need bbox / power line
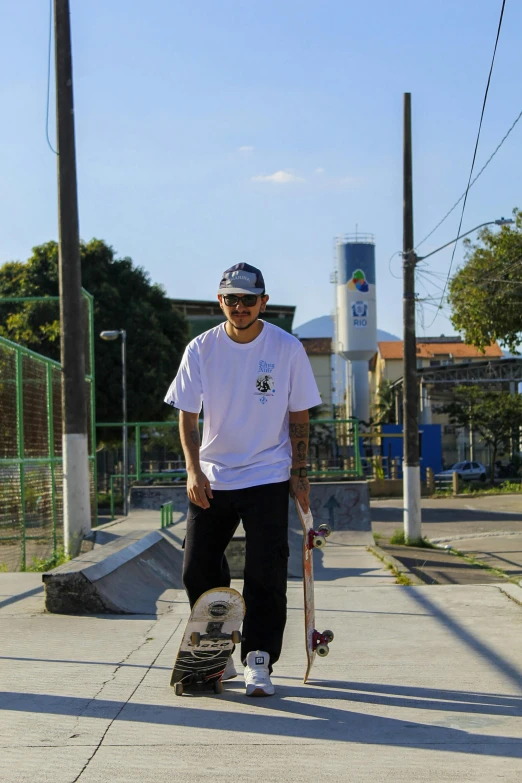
[416,106,521,251]
[46,0,58,155]
[424,0,507,330]
[388,250,402,280]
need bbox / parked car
[435,461,487,482]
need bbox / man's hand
[289,475,310,513]
[187,469,213,509]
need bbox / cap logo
[218,263,265,293]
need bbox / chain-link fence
[0,291,96,571]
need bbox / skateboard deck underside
[170,587,245,691]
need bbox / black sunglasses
[222,294,259,307]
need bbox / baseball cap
[218,263,265,296]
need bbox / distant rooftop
[170,298,296,340]
[300,337,332,355]
[418,335,462,344]
[378,339,502,360]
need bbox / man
[165,263,321,696]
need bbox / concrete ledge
[43,530,184,615]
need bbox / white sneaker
[244,650,274,696]
[222,656,237,681]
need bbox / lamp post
[402,215,513,542]
[100,330,128,516]
[416,218,514,262]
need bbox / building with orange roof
[370,336,504,465]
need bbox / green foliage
[371,456,385,480]
[0,240,189,434]
[448,209,522,353]
[389,529,406,544]
[25,547,69,572]
[389,528,436,548]
[373,379,396,425]
[460,480,521,496]
[441,386,522,477]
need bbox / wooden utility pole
[402,93,421,541]
[55,0,91,554]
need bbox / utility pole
[402,92,421,541]
[55,0,91,554]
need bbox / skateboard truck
[190,623,242,648]
[307,523,331,550]
[312,629,334,657]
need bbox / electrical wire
[46,0,58,155]
[416,106,521,251]
[424,0,507,330]
[388,251,402,280]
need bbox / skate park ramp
[43,525,184,615]
[130,482,372,579]
[43,481,371,611]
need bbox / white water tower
[335,234,377,423]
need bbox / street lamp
[416,218,514,262]
[100,330,128,516]
[403,216,514,542]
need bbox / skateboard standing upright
[170,587,245,695]
[294,499,334,683]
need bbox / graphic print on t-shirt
[255,359,276,403]
[256,374,274,393]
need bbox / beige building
[299,338,333,417]
[370,337,503,464]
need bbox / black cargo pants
[182,480,290,667]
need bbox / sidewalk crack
[70,617,182,782]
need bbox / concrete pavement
[371,494,522,540]
[2,532,522,781]
[373,495,522,584]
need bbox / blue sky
[1,0,520,339]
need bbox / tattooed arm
[179,410,213,509]
[289,409,311,512]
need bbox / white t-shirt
[164,321,322,490]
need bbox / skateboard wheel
[316,644,329,657]
[174,683,184,696]
[190,631,201,647]
[318,524,331,537]
[323,630,334,643]
[231,630,242,644]
[312,535,326,549]
[213,680,224,694]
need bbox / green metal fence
[97,417,363,517]
[0,290,96,570]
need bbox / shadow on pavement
[404,588,522,691]
[1,686,521,757]
[371,507,522,525]
[0,586,44,610]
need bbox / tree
[442,386,522,477]
[373,378,396,425]
[448,209,522,353]
[0,240,188,432]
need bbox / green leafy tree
[448,209,522,353]
[442,386,522,477]
[0,240,188,432]
[373,378,396,425]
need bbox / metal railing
[98,418,363,518]
[160,501,173,528]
